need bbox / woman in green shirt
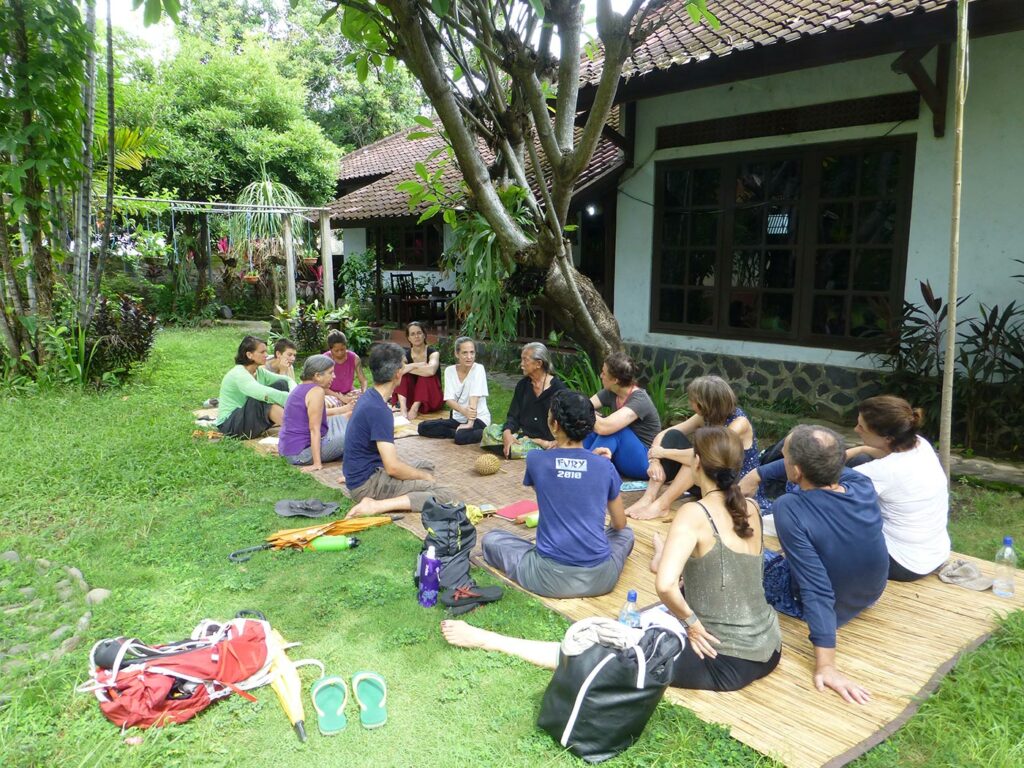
[215,336,294,438]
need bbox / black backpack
[417,498,477,590]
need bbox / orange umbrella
[230,516,393,562]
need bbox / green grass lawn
[0,326,1022,767]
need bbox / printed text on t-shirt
[555,457,588,479]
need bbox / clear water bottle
[417,546,441,607]
[618,589,641,627]
[993,536,1017,598]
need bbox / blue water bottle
[417,546,441,607]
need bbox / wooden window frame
[649,136,916,350]
[371,220,444,270]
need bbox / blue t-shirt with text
[343,388,394,490]
[524,447,621,568]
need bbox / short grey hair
[369,342,406,384]
[454,336,476,354]
[786,425,846,487]
[301,354,335,381]
[522,341,552,373]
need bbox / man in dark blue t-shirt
[744,425,887,705]
[344,343,457,517]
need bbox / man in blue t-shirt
[742,425,887,705]
[344,343,457,517]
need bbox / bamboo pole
[940,0,970,478]
[283,216,297,311]
[320,213,335,308]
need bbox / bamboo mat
[248,432,1024,767]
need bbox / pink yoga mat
[494,500,538,520]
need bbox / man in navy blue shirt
[742,425,887,704]
[345,343,457,517]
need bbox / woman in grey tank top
[438,426,781,693]
[651,426,781,690]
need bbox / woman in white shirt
[417,336,490,444]
[846,395,951,581]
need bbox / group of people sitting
[213,329,951,704]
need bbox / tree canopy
[118,36,340,204]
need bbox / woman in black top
[483,342,566,458]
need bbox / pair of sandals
[310,670,387,735]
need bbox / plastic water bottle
[618,589,641,628]
[417,546,442,607]
[993,536,1017,598]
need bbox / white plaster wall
[614,31,1024,368]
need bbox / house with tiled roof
[330,0,1023,416]
[582,0,1023,414]
[328,121,626,319]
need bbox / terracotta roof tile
[579,0,952,85]
[329,121,625,224]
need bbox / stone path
[0,551,110,698]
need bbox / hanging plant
[230,166,307,275]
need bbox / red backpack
[78,617,275,729]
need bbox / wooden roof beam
[891,44,951,137]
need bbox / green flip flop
[311,676,349,736]
[352,671,387,729]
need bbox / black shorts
[219,381,288,439]
[671,645,781,691]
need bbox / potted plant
[301,249,319,268]
[242,270,260,285]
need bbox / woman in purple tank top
[279,355,353,471]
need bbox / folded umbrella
[229,516,394,562]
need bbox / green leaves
[686,0,721,28]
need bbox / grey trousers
[482,526,635,598]
[284,415,348,466]
[348,460,458,513]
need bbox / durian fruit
[474,453,502,476]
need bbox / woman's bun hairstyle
[549,390,595,442]
[691,426,752,538]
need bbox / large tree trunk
[0,210,28,361]
[537,250,622,365]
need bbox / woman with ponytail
[848,395,950,581]
[648,426,781,689]
[443,425,780,693]
[479,390,634,598]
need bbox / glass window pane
[736,163,767,204]
[856,200,896,244]
[728,291,757,328]
[692,168,721,206]
[663,169,692,208]
[812,295,847,336]
[766,205,798,245]
[850,296,891,338]
[731,250,762,287]
[819,203,854,244]
[761,293,793,332]
[658,289,686,323]
[690,211,719,246]
[764,250,796,288]
[660,251,685,284]
[860,150,901,197]
[734,207,762,246]
[766,159,801,200]
[688,251,716,287]
[853,249,892,291]
[662,214,686,247]
[820,153,858,198]
[686,290,715,325]
[815,249,850,290]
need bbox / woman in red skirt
[392,321,443,418]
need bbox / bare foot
[626,494,654,519]
[650,532,665,573]
[346,498,380,519]
[629,498,669,521]
[408,403,421,420]
[440,620,492,650]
